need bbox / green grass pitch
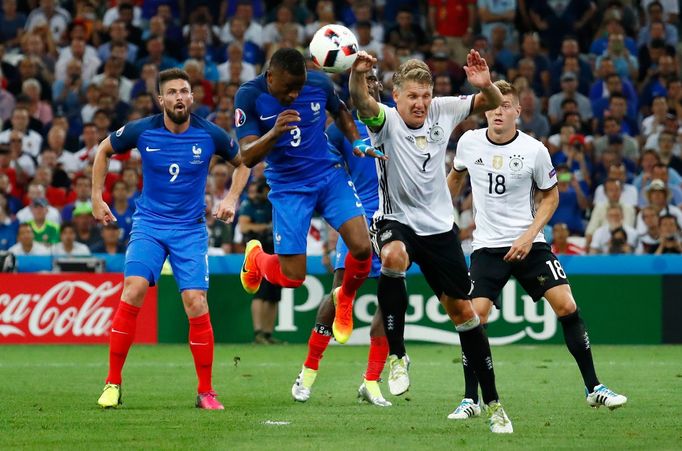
[1,344,680,450]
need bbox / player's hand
[463,49,493,89]
[352,138,387,160]
[214,196,237,223]
[273,110,300,137]
[352,51,376,74]
[504,232,534,263]
[92,198,117,225]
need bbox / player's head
[366,68,382,102]
[485,80,520,135]
[157,68,193,125]
[392,59,433,128]
[267,48,306,106]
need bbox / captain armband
[358,107,385,127]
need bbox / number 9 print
[169,163,180,182]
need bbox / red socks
[364,335,389,381]
[340,253,371,298]
[254,250,304,288]
[189,313,215,393]
[304,329,332,370]
[106,301,140,385]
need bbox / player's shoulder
[236,74,268,97]
[459,127,487,144]
[514,130,549,155]
[116,114,164,137]
[306,69,333,89]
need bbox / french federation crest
[492,155,504,170]
[415,136,427,150]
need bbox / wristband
[353,139,384,157]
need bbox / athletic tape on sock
[455,315,481,332]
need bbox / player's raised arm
[464,50,503,115]
[91,136,116,225]
[349,51,382,129]
[215,153,251,223]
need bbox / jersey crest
[492,155,504,170]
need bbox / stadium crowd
[0,0,681,260]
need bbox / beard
[165,104,190,124]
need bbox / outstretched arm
[91,136,117,225]
[464,50,503,115]
[349,51,381,125]
[447,168,469,200]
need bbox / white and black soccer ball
[309,24,359,74]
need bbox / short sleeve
[109,117,149,154]
[452,131,470,172]
[208,124,238,161]
[234,85,262,141]
[435,95,474,127]
[533,143,558,190]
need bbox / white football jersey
[368,96,474,235]
[453,129,557,250]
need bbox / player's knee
[554,300,577,317]
[121,279,148,306]
[380,243,408,271]
[281,267,306,285]
[183,291,208,317]
[349,241,372,261]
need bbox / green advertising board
[157,274,661,345]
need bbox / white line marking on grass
[262,420,291,426]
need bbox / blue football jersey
[109,113,238,228]
[233,71,342,187]
[326,119,379,213]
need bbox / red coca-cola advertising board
[0,274,157,344]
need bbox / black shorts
[371,219,471,300]
[254,279,282,303]
[469,242,569,306]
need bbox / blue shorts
[334,214,381,278]
[125,223,209,292]
[269,165,365,255]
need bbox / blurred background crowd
[0,0,681,262]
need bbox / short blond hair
[392,59,432,91]
[494,80,518,101]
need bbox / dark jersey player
[235,48,384,346]
[93,68,250,410]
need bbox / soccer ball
[309,24,359,74]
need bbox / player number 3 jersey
[453,129,557,250]
[368,96,474,235]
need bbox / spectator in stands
[304,0,337,41]
[657,131,682,175]
[38,149,70,190]
[91,57,133,104]
[602,93,639,137]
[0,106,43,160]
[636,179,682,232]
[121,167,141,202]
[44,125,79,176]
[530,0,597,58]
[592,116,639,163]
[0,173,21,214]
[644,109,681,155]
[590,205,638,254]
[433,74,453,98]
[637,2,678,48]
[596,31,638,81]
[8,222,49,255]
[62,175,92,222]
[512,57,545,100]
[641,96,669,143]
[210,161,232,206]
[53,59,87,120]
[518,87,550,140]
[109,180,134,243]
[590,15,637,57]
[16,183,60,224]
[185,39,219,84]
[550,130,592,192]
[4,129,36,180]
[634,149,682,193]
[98,19,138,64]
[636,206,661,254]
[25,0,71,44]
[593,163,638,207]
[25,197,59,246]
[551,222,585,255]
[477,0,516,49]
[549,165,588,235]
[548,72,592,127]
[589,57,637,116]
[111,2,142,46]
[91,222,125,254]
[91,108,113,141]
[21,78,52,127]
[204,193,233,255]
[654,215,682,254]
[71,203,101,250]
[52,221,90,256]
[218,43,257,85]
[0,0,27,50]
[550,36,592,92]
[585,179,636,249]
[640,54,678,114]
[384,7,428,55]
[0,191,18,250]
[135,37,178,72]
[219,1,264,50]
[55,37,101,83]
[262,5,304,55]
